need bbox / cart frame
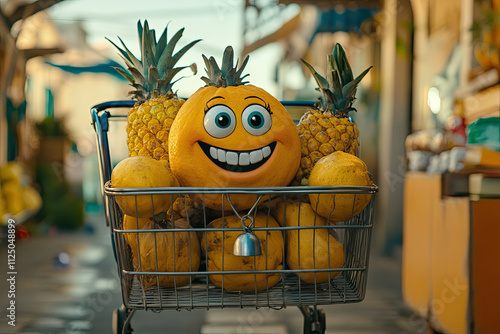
[91,100,378,334]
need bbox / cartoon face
[199,94,278,173]
[168,84,301,210]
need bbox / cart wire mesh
[91,101,378,311]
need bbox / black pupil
[217,115,230,127]
[251,115,262,127]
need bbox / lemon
[111,156,177,217]
[122,215,151,251]
[272,199,344,283]
[308,151,373,222]
[201,213,283,291]
[132,219,200,289]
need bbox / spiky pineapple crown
[201,46,249,87]
[301,43,372,117]
[107,20,201,101]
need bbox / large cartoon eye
[242,104,272,136]
[204,105,236,138]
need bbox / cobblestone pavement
[0,210,419,334]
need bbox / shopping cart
[91,100,378,334]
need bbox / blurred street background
[1,0,500,333]
[0,209,419,334]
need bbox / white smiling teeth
[262,146,271,158]
[210,147,217,159]
[250,150,263,164]
[208,145,272,166]
[239,153,250,166]
[226,152,238,165]
[217,149,226,162]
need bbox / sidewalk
[0,209,419,334]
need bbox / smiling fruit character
[168,47,301,211]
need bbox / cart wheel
[317,310,326,334]
[299,306,326,334]
[112,305,134,334]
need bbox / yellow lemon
[272,199,344,283]
[308,151,373,222]
[111,156,177,217]
[122,215,151,251]
[201,213,283,291]
[132,219,200,289]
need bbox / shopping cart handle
[281,100,315,107]
[91,99,315,114]
[91,100,136,114]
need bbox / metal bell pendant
[233,231,262,256]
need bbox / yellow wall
[404,173,500,333]
[429,197,469,333]
[402,172,440,317]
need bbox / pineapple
[167,195,220,229]
[294,43,372,185]
[107,20,201,161]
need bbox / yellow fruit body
[0,162,26,215]
[201,213,284,291]
[168,84,301,212]
[167,195,220,230]
[0,186,5,219]
[308,151,372,222]
[22,186,42,211]
[111,156,177,217]
[131,219,200,289]
[273,199,344,284]
[1,182,24,215]
[122,215,151,251]
[295,111,359,184]
[127,95,185,162]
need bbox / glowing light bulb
[428,87,441,114]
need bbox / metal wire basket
[91,100,378,333]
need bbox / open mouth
[198,141,277,173]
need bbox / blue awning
[45,59,128,81]
[312,8,379,41]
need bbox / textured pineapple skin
[126,95,185,161]
[294,109,359,185]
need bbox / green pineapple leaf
[201,46,250,87]
[201,55,215,85]
[235,56,250,83]
[137,20,143,55]
[119,37,144,74]
[221,46,234,77]
[156,24,169,60]
[127,67,146,86]
[131,83,143,91]
[106,37,143,74]
[128,90,145,100]
[322,89,339,111]
[148,65,159,87]
[162,28,185,70]
[202,55,223,86]
[326,55,335,89]
[303,43,373,116]
[330,69,343,103]
[117,54,134,71]
[141,21,155,73]
[341,66,372,102]
[163,66,189,87]
[301,58,329,90]
[113,67,133,83]
[109,20,200,101]
[170,39,202,72]
[333,43,354,86]
[209,56,222,79]
[149,29,157,58]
